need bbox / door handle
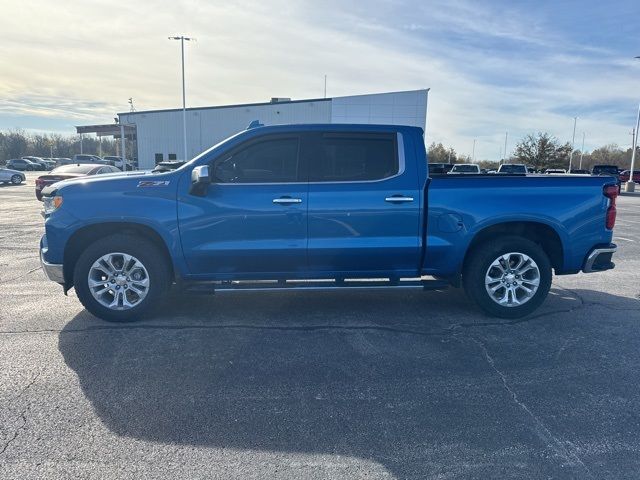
[385,196,414,203]
[273,197,302,204]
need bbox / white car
[0,168,26,185]
[103,156,134,170]
[448,164,481,174]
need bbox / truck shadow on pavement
[58,288,640,478]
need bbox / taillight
[35,178,44,187]
[604,184,618,230]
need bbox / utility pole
[503,132,508,164]
[628,104,640,192]
[579,132,585,169]
[169,35,193,161]
[324,75,327,98]
[568,116,577,172]
[472,139,476,162]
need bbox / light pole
[567,116,577,172]
[579,132,585,169]
[626,56,640,192]
[472,139,476,162]
[503,132,508,164]
[628,103,640,192]
[169,35,193,161]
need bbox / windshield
[499,164,526,173]
[51,165,97,174]
[452,165,478,172]
[593,166,618,175]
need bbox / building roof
[117,97,331,117]
[75,123,136,137]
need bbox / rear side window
[214,137,299,183]
[310,133,398,182]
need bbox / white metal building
[117,89,428,170]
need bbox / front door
[178,134,307,277]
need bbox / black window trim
[210,133,303,185]
[307,131,404,185]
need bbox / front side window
[310,133,398,182]
[213,137,299,183]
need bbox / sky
[0,0,639,160]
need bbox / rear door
[306,131,421,275]
[178,133,308,276]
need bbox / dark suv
[6,158,40,171]
[592,164,621,190]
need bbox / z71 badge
[137,180,170,187]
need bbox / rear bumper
[582,244,617,273]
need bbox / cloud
[0,0,638,159]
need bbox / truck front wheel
[463,236,552,319]
[73,234,171,322]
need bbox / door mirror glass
[190,165,211,196]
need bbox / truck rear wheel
[73,234,170,322]
[463,236,552,319]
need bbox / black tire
[463,236,552,319]
[11,175,22,185]
[73,234,171,322]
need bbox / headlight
[43,195,63,214]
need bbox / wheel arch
[63,222,175,290]
[462,221,564,274]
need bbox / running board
[183,278,449,294]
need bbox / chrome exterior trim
[583,245,617,273]
[209,132,406,186]
[40,249,64,284]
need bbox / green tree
[427,142,457,164]
[513,132,562,169]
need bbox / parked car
[152,161,186,173]
[39,123,619,322]
[447,163,481,174]
[55,157,73,166]
[72,154,108,165]
[0,168,26,185]
[592,165,620,176]
[592,164,622,190]
[24,157,55,170]
[22,156,45,169]
[103,156,135,171]
[498,164,528,174]
[569,169,590,175]
[619,170,640,183]
[35,164,122,200]
[544,168,567,174]
[6,158,40,171]
[428,163,454,175]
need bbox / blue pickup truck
[40,124,618,322]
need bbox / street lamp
[502,132,508,164]
[568,116,577,172]
[168,35,193,162]
[626,56,640,192]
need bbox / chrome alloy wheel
[484,252,540,307]
[88,252,150,310]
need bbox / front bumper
[40,247,64,284]
[582,244,617,273]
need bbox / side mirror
[189,165,211,196]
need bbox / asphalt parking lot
[1,172,639,479]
